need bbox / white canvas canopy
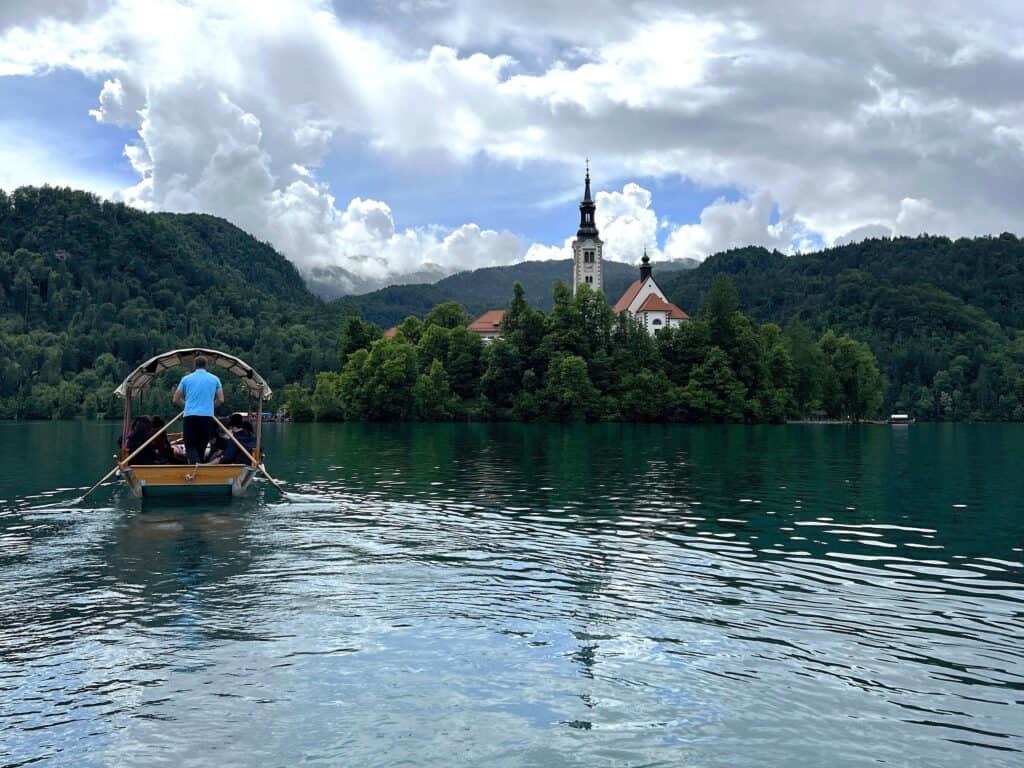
[114,347,272,399]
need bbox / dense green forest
[0,186,342,418]
[2,185,1021,422]
[335,258,696,328]
[665,237,1024,420]
[285,279,884,423]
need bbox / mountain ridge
[3,185,1024,420]
[663,234,1024,417]
[334,258,698,327]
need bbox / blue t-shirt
[177,369,222,417]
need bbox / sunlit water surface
[1,422,1022,767]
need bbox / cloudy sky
[1,1,1022,294]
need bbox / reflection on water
[1,422,1023,767]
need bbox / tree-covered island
[290,279,883,423]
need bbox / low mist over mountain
[306,263,452,300]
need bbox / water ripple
[1,423,1023,767]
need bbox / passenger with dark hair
[215,412,244,453]
[122,415,157,464]
[209,416,256,465]
[149,415,180,464]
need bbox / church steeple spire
[639,249,652,281]
[571,162,604,296]
[577,160,598,237]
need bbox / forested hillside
[0,186,343,418]
[3,185,1023,422]
[665,235,1024,419]
[337,259,697,327]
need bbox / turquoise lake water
[1,422,1022,766]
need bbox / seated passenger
[210,413,241,456]
[150,416,182,464]
[122,416,157,464]
[209,416,257,464]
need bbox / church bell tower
[572,162,603,295]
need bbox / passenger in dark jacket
[122,416,157,464]
[149,416,181,464]
[211,419,257,464]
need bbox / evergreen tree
[445,327,483,400]
[338,316,382,360]
[413,360,456,420]
[416,325,451,373]
[501,281,547,379]
[542,355,600,422]
[784,318,825,414]
[819,330,886,421]
[396,316,423,345]
[681,347,747,422]
[423,301,471,330]
[700,274,741,350]
[480,339,521,413]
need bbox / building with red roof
[611,252,690,335]
[468,309,506,342]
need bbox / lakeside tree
[338,316,382,360]
[818,330,886,421]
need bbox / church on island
[468,166,690,340]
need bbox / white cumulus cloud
[664,192,803,261]
[1,0,1022,292]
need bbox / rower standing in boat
[173,355,224,463]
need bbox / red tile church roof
[636,293,690,319]
[613,279,644,313]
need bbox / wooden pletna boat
[114,348,273,498]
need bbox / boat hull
[118,464,257,498]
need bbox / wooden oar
[81,411,184,501]
[212,415,289,497]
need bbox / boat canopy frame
[115,347,271,469]
[114,347,272,400]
